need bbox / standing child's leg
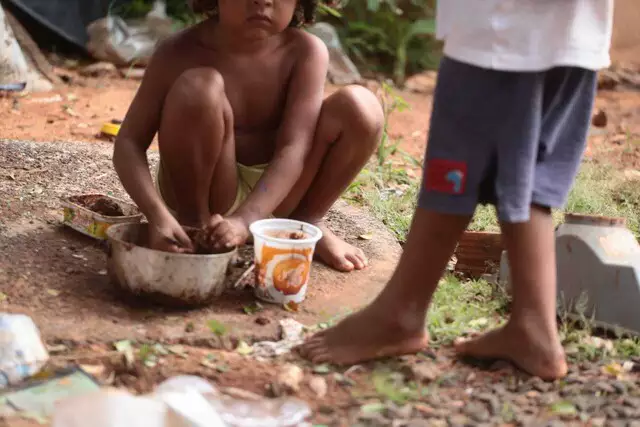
[455,205,567,380]
[299,208,469,364]
[456,67,597,380]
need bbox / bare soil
[1,66,640,426]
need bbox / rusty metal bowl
[106,223,237,305]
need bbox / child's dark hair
[188,0,319,27]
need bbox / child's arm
[206,33,329,248]
[113,42,193,253]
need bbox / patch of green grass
[427,275,509,345]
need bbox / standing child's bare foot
[454,320,568,380]
[313,223,368,272]
[298,302,429,365]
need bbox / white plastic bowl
[106,223,237,305]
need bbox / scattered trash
[86,1,173,66]
[62,194,142,240]
[113,340,135,368]
[274,364,304,395]
[251,319,306,360]
[51,375,312,427]
[100,120,122,138]
[0,313,49,389]
[307,22,362,85]
[0,367,101,420]
[308,376,327,398]
[358,233,374,241]
[28,94,63,104]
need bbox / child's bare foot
[454,320,568,380]
[314,223,368,272]
[298,304,429,365]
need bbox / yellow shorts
[155,161,267,218]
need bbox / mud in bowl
[249,219,323,306]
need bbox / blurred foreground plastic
[52,375,312,427]
[0,313,49,389]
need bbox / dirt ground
[1,66,640,426]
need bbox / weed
[427,275,509,345]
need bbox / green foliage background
[112,0,441,84]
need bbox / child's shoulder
[281,28,329,63]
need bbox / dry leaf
[358,233,374,241]
[46,289,60,297]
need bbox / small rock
[385,403,413,420]
[275,363,303,394]
[590,418,606,427]
[318,405,334,415]
[611,381,628,394]
[255,317,270,326]
[405,419,432,427]
[80,62,118,77]
[404,71,437,94]
[403,361,439,383]
[448,414,470,427]
[308,376,328,398]
[464,402,490,422]
[592,110,608,128]
[532,378,552,392]
[475,393,501,415]
[413,403,435,417]
[596,381,616,394]
[628,421,640,427]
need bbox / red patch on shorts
[425,159,467,195]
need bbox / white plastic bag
[53,376,312,427]
[0,313,49,389]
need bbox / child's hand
[149,217,194,254]
[203,214,250,251]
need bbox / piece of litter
[0,292,7,302]
[312,364,331,375]
[309,376,328,398]
[358,233,374,241]
[97,270,107,276]
[46,289,60,297]
[235,341,253,356]
[114,340,135,368]
[71,254,87,261]
[167,345,188,358]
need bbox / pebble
[405,362,440,383]
[447,414,470,427]
[611,381,628,394]
[464,402,490,422]
[384,403,413,420]
[474,393,501,415]
[405,419,431,427]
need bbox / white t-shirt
[436,0,614,72]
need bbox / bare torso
[158,22,300,165]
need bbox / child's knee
[167,68,226,111]
[328,85,384,142]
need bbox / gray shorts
[418,56,597,223]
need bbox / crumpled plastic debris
[0,313,49,389]
[86,0,174,66]
[251,319,305,360]
[52,375,312,427]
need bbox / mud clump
[70,195,126,217]
[187,228,228,255]
[266,230,309,240]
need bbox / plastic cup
[249,219,323,305]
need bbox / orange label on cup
[256,245,312,296]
